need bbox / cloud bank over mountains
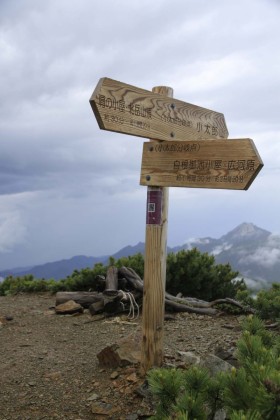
[1,223,279,290]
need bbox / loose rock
[55,300,84,315]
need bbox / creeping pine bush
[148,316,280,419]
[166,249,244,301]
[0,263,107,295]
[254,283,280,321]
[148,366,225,420]
[0,275,50,295]
[237,283,280,322]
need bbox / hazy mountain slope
[170,223,279,285]
[1,223,279,285]
[0,255,109,281]
[0,243,146,280]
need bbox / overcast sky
[0,0,279,270]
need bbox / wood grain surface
[141,86,172,373]
[140,138,263,190]
[90,77,229,141]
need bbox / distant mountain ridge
[0,243,145,281]
[173,223,276,289]
[1,223,279,289]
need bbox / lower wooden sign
[140,138,263,190]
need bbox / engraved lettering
[172,158,254,179]
[212,126,218,136]
[174,160,180,170]
[129,104,152,118]
[247,160,255,171]
[154,143,200,153]
[213,160,222,170]
[99,95,153,118]
[99,95,125,112]
[119,100,125,112]
[204,124,211,135]
[99,95,106,107]
[161,115,193,129]
[197,160,211,170]
[197,122,203,132]
[175,173,245,184]
[104,114,124,124]
[130,119,150,130]
[106,98,113,108]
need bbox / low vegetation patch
[148,316,280,419]
[0,249,279,321]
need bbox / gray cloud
[239,234,280,268]
[0,209,27,252]
[0,0,280,269]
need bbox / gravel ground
[0,293,243,419]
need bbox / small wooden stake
[141,86,173,374]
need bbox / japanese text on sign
[173,159,256,171]
[98,95,152,119]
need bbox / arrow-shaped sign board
[140,138,263,190]
[90,78,229,141]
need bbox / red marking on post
[146,189,163,225]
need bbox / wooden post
[141,86,173,373]
[103,266,119,296]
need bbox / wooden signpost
[89,78,263,374]
[90,77,229,141]
[141,85,172,374]
[141,138,263,190]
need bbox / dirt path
[0,293,242,419]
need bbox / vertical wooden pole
[141,86,173,374]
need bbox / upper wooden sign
[140,138,263,190]
[89,78,229,141]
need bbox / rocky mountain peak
[221,222,270,243]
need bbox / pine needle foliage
[147,368,184,419]
[175,391,207,420]
[254,283,280,321]
[229,410,262,420]
[224,316,280,419]
[148,366,221,419]
[148,316,280,419]
[237,283,280,322]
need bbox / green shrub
[3,251,278,317]
[148,366,222,419]
[254,283,280,321]
[114,253,144,279]
[166,249,244,301]
[0,275,50,295]
[222,317,280,418]
[237,284,280,322]
[48,263,107,293]
[148,368,185,418]
[148,316,280,419]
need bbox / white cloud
[211,243,232,256]
[244,247,280,268]
[239,234,280,268]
